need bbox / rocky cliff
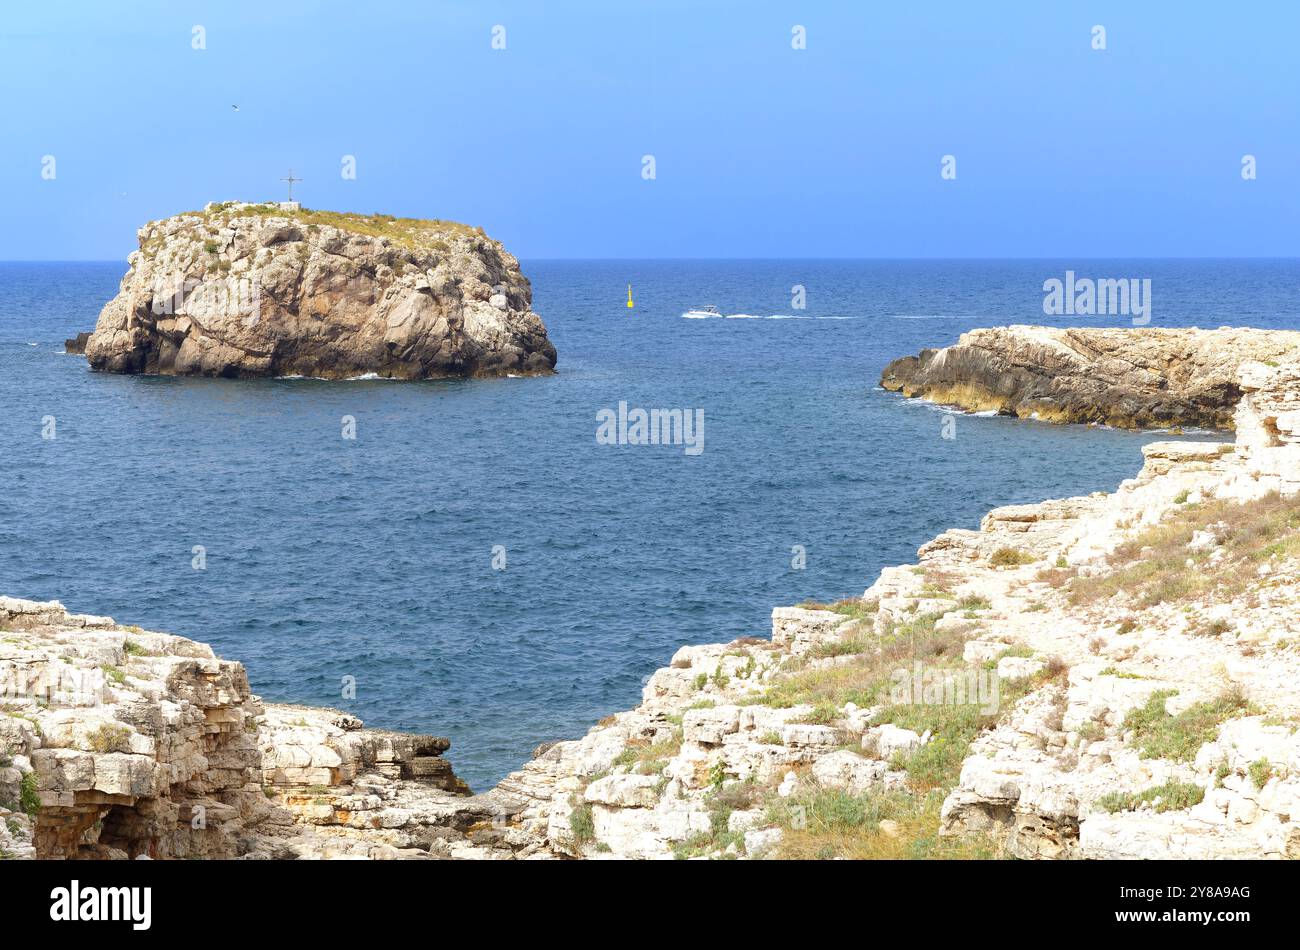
[0,600,500,859]
[9,357,1300,860]
[79,202,557,379]
[880,325,1300,428]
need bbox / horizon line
[3,255,1300,265]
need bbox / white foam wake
[680,312,853,321]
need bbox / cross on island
[279,170,303,211]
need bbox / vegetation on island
[192,202,485,250]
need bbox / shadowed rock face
[880,325,1300,429]
[81,203,557,380]
[63,332,91,355]
[0,596,481,860]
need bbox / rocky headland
[75,202,557,379]
[8,356,1300,860]
[881,325,1300,429]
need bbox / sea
[3,258,1298,789]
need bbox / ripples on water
[2,258,1297,788]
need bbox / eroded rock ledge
[880,325,1300,429]
[0,603,500,859]
[79,202,557,379]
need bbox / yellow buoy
[626,283,634,309]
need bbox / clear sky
[2,1,1297,260]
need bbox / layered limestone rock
[0,598,486,859]
[80,202,557,379]
[880,325,1300,428]
[253,705,542,859]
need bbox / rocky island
[74,202,557,379]
[7,354,1300,860]
[881,325,1300,429]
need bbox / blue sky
[2,1,1297,260]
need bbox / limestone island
[71,202,557,379]
[882,325,1300,429]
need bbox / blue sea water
[2,258,1298,789]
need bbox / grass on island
[616,492,1296,860]
[672,781,762,859]
[19,771,39,817]
[759,610,957,713]
[790,597,879,659]
[629,590,1034,860]
[760,605,1062,784]
[196,203,486,251]
[141,202,489,258]
[568,797,595,846]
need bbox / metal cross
[280,169,303,202]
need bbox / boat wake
[680,312,852,320]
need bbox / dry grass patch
[767,788,1004,860]
[760,611,962,711]
[990,547,1036,567]
[808,635,874,659]
[1068,492,1300,609]
[86,723,131,754]
[177,204,487,253]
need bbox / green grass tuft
[1095,780,1204,814]
[1122,688,1251,762]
